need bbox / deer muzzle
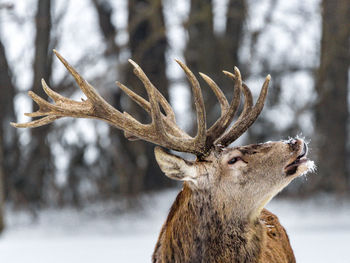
[284,139,313,176]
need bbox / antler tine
[41,78,68,103]
[128,59,167,139]
[53,50,102,103]
[116,81,187,140]
[24,81,89,118]
[216,75,270,147]
[153,89,176,123]
[175,59,207,151]
[116,81,151,114]
[10,78,85,128]
[116,80,176,123]
[213,82,253,146]
[199,72,229,113]
[203,67,242,148]
[236,83,254,121]
[11,115,61,128]
[221,69,253,119]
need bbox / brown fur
[152,185,295,263]
[260,209,296,263]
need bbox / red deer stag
[12,50,315,263]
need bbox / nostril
[286,138,301,151]
[287,138,297,146]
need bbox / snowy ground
[0,189,349,263]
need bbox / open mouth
[285,142,308,175]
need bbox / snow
[1,190,349,263]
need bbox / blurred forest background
[0,0,349,235]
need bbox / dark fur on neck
[152,185,265,263]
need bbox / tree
[0,137,4,233]
[184,0,218,126]
[185,0,247,127]
[313,0,350,193]
[116,0,171,194]
[91,0,119,57]
[0,28,19,232]
[92,0,172,197]
[222,0,246,70]
[22,0,53,204]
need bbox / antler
[11,50,270,156]
[11,50,208,155]
[200,67,242,149]
[215,72,270,147]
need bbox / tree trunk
[185,0,247,127]
[125,0,171,193]
[0,137,5,233]
[108,0,172,198]
[0,33,19,232]
[23,0,53,204]
[223,0,246,69]
[91,0,119,56]
[313,0,350,193]
[185,0,219,126]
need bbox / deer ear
[154,146,198,183]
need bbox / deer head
[12,50,315,262]
[155,138,313,220]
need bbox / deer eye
[228,157,241,165]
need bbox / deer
[12,50,315,263]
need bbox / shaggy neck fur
[152,185,265,263]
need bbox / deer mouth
[284,142,308,176]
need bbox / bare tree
[91,0,172,198]
[124,0,171,192]
[0,137,4,233]
[91,0,119,57]
[313,0,350,193]
[0,32,19,232]
[97,0,170,197]
[185,0,247,127]
[184,0,219,126]
[22,0,53,204]
[222,0,247,69]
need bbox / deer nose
[287,138,301,151]
[287,138,297,146]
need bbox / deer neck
[161,184,265,262]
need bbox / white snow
[1,190,349,263]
